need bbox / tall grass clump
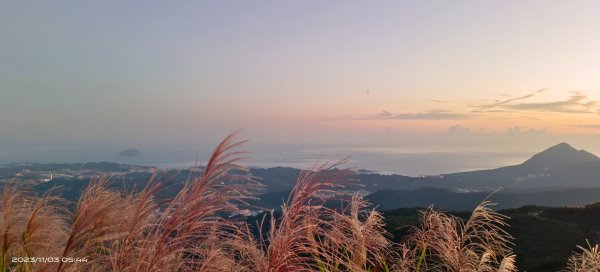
[260,161,356,271]
[394,201,517,272]
[128,132,262,272]
[317,195,392,271]
[198,160,367,271]
[565,241,600,272]
[0,187,69,272]
[0,187,27,271]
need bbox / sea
[0,142,532,176]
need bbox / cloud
[571,124,600,129]
[446,125,550,136]
[382,110,477,120]
[505,126,548,134]
[488,114,542,121]
[324,90,598,123]
[476,91,598,114]
[505,92,597,113]
[448,124,471,134]
[322,110,477,121]
[475,89,547,111]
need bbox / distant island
[118,149,140,157]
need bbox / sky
[1,1,599,174]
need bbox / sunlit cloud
[505,93,598,113]
[488,115,542,121]
[381,110,477,120]
[571,124,600,129]
[476,92,598,114]
[322,110,477,121]
[474,89,547,112]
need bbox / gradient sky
[1,1,600,171]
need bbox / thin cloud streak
[505,92,598,113]
[475,91,599,114]
[571,124,600,129]
[475,89,547,111]
[322,110,477,121]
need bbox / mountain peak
[522,143,600,170]
[546,142,576,152]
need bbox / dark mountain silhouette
[521,142,599,171]
[365,187,600,211]
[586,202,600,208]
[357,143,600,211]
[250,142,600,210]
[418,143,600,191]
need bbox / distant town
[0,162,157,185]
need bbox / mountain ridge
[427,142,600,191]
[521,142,600,171]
